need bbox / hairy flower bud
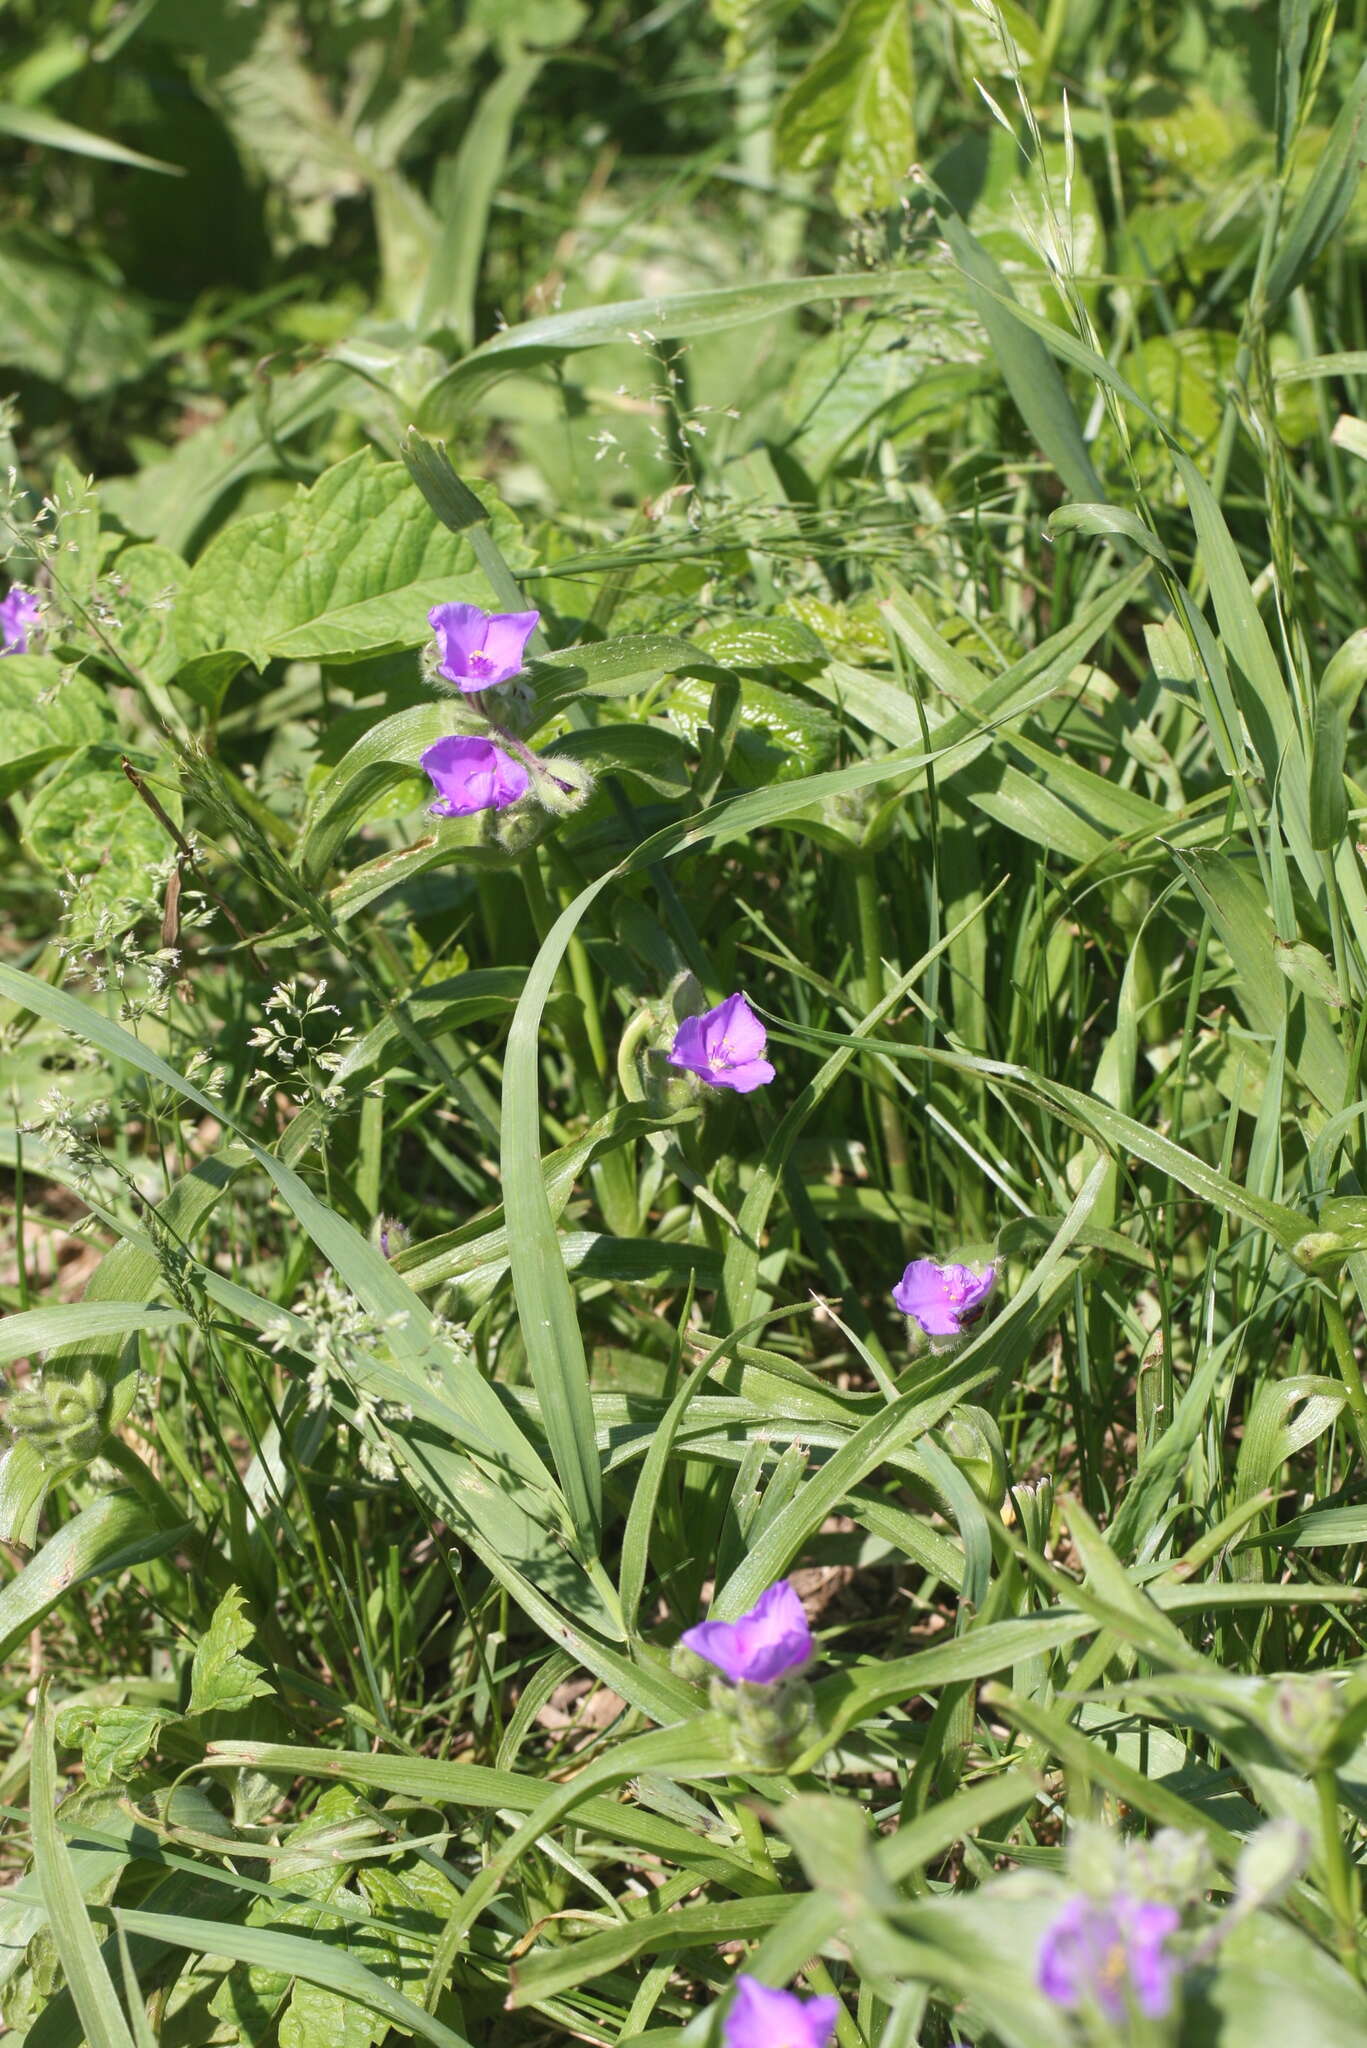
[530,753,595,816]
[725,1671,816,1770]
[5,1366,109,1468]
[1291,1231,1352,1274]
[1267,1672,1344,1771]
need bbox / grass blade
[29,1687,139,2048]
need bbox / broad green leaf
[178,449,526,669]
[188,1585,274,1717]
[107,543,193,688]
[665,674,838,783]
[0,655,114,802]
[279,1974,392,2048]
[53,1705,168,1792]
[779,309,979,476]
[542,723,694,798]
[775,0,915,216]
[22,745,181,941]
[209,1790,386,2043]
[193,8,364,254]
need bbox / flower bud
[1267,1672,1343,1770]
[488,800,553,858]
[530,753,595,816]
[669,1639,714,1684]
[1232,1817,1310,1914]
[375,1217,409,1260]
[643,1050,705,1119]
[725,1673,815,1770]
[5,1366,109,1468]
[938,1404,1007,1508]
[1291,1231,1352,1274]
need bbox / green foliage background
[3,0,1367,2042]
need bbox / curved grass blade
[0,102,182,175]
[0,1495,186,1665]
[419,271,922,412]
[0,1302,191,1367]
[104,1907,471,2048]
[30,1686,139,2048]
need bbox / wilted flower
[893,1258,996,1338]
[668,992,774,1094]
[1,585,40,655]
[682,1580,813,1685]
[724,1977,838,2048]
[1037,1892,1182,2022]
[421,735,529,816]
[429,602,539,691]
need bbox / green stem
[853,856,914,1231]
[727,1780,778,1882]
[1315,1765,1363,1983]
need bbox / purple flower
[0,585,40,656]
[681,1581,813,1686]
[421,735,529,817]
[724,1977,838,2048]
[1037,1893,1182,2022]
[668,992,774,1095]
[892,1258,996,1338]
[429,602,539,691]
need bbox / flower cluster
[418,604,540,820]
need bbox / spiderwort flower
[1037,1892,1183,2023]
[0,585,40,655]
[724,1976,838,2048]
[892,1258,996,1339]
[420,735,529,816]
[428,602,539,691]
[668,992,774,1094]
[682,1580,812,1685]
